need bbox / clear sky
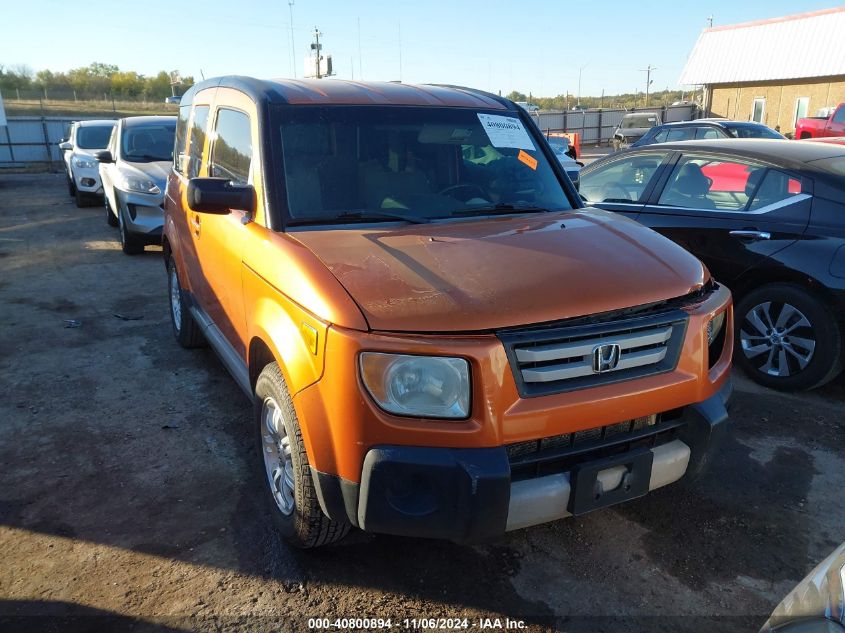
[1,0,840,96]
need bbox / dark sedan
[631,119,784,148]
[580,139,845,391]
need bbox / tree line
[505,89,699,111]
[0,62,194,100]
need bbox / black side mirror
[94,150,114,163]
[58,141,73,151]
[187,178,255,215]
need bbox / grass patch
[6,98,175,118]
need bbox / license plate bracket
[569,448,654,516]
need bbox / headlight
[118,175,161,195]
[359,353,470,419]
[72,157,97,169]
[707,311,726,345]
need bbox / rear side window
[210,108,252,184]
[833,107,845,124]
[652,129,669,143]
[747,170,803,211]
[666,128,695,142]
[188,106,210,179]
[580,153,668,203]
[658,154,764,211]
[174,105,190,173]
[695,127,721,140]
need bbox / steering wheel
[439,183,488,201]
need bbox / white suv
[59,120,116,207]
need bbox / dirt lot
[1,172,844,633]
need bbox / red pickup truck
[795,103,845,139]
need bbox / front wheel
[735,284,843,391]
[254,362,350,548]
[67,172,76,197]
[105,196,118,227]
[117,205,144,255]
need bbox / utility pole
[707,14,714,28]
[288,0,296,78]
[311,27,322,79]
[577,63,588,107]
[357,17,363,80]
[640,65,656,106]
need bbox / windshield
[76,124,114,150]
[727,124,784,139]
[621,115,658,129]
[121,123,176,162]
[275,106,573,224]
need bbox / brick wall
[708,76,845,135]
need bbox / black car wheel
[67,172,76,197]
[105,196,118,227]
[735,284,843,391]
[117,206,144,255]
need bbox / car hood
[291,209,707,332]
[120,160,170,189]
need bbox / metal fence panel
[534,104,702,146]
[0,116,113,168]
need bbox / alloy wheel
[169,266,182,332]
[740,300,816,378]
[261,397,295,516]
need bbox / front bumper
[73,166,104,194]
[117,189,164,237]
[313,379,732,543]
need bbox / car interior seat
[661,162,716,209]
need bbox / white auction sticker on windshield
[477,113,535,151]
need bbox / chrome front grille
[499,311,687,397]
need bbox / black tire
[166,256,205,348]
[254,362,350,548]
[734,283,843,391]
[105,196,118,227]
[74,185,91,208]
[67,172,76,197]
[117,205,144,255]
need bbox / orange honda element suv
[163,77,733,548]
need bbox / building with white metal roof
[679,7,845,135]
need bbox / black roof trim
[424,84,518,111]
[180,76,291,107]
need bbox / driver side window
[580,153,668,203]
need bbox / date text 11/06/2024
[307,618,528,630]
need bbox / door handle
[190,213,201,236]
[729,229,770,241]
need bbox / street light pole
[640,65,656,106]
[288,0,296,78]
[577,63,589,107]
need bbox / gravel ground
[1,172,843,633]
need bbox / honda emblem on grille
[592,343,621,373]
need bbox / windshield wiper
[290,210,430,225]
[451,203,551,217]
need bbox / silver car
[96,116,176,254]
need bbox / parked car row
[54,81,843,564]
